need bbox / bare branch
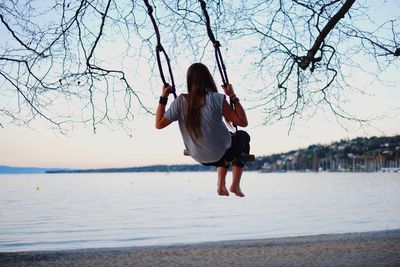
[0,0,398,134]
[299,0,355,70]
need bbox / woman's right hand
[162,83,172,97]
[222,84,235,98]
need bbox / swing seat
[183,149,255,161]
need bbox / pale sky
[1,77,399,169]
[0,1,399,169]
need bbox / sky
[0,1,399,169]
[1,81,399,169]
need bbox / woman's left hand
[221,84,235,98]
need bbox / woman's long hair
[185,63,218,139]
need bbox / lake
[0,172,399,252]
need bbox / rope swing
[145,0,254,162]
[143,0,177,98]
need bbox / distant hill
[0,165,50,174]
[47,164,214,173]
[48,135,400,173]
[3,135,399,174]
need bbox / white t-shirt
[165,92,231,163]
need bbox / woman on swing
[155,63,250,197]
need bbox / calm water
[0,172,399,252]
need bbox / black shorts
[202,130,250,169]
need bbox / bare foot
[230,185,245,197]
[217,185,229,196]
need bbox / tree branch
[299,0,355,70]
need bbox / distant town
[247,135,400,173]
[1,135,399,174]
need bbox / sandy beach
[1,230,399,267]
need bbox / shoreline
[1,230,400,266]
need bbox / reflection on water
[0,172,399,252]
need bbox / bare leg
[217,167,229,196]
[230,166,245,197]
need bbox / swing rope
[143,0,177,98]
[198,0,229,86]
[198,0,237,131]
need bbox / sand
[1,230,399,267]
